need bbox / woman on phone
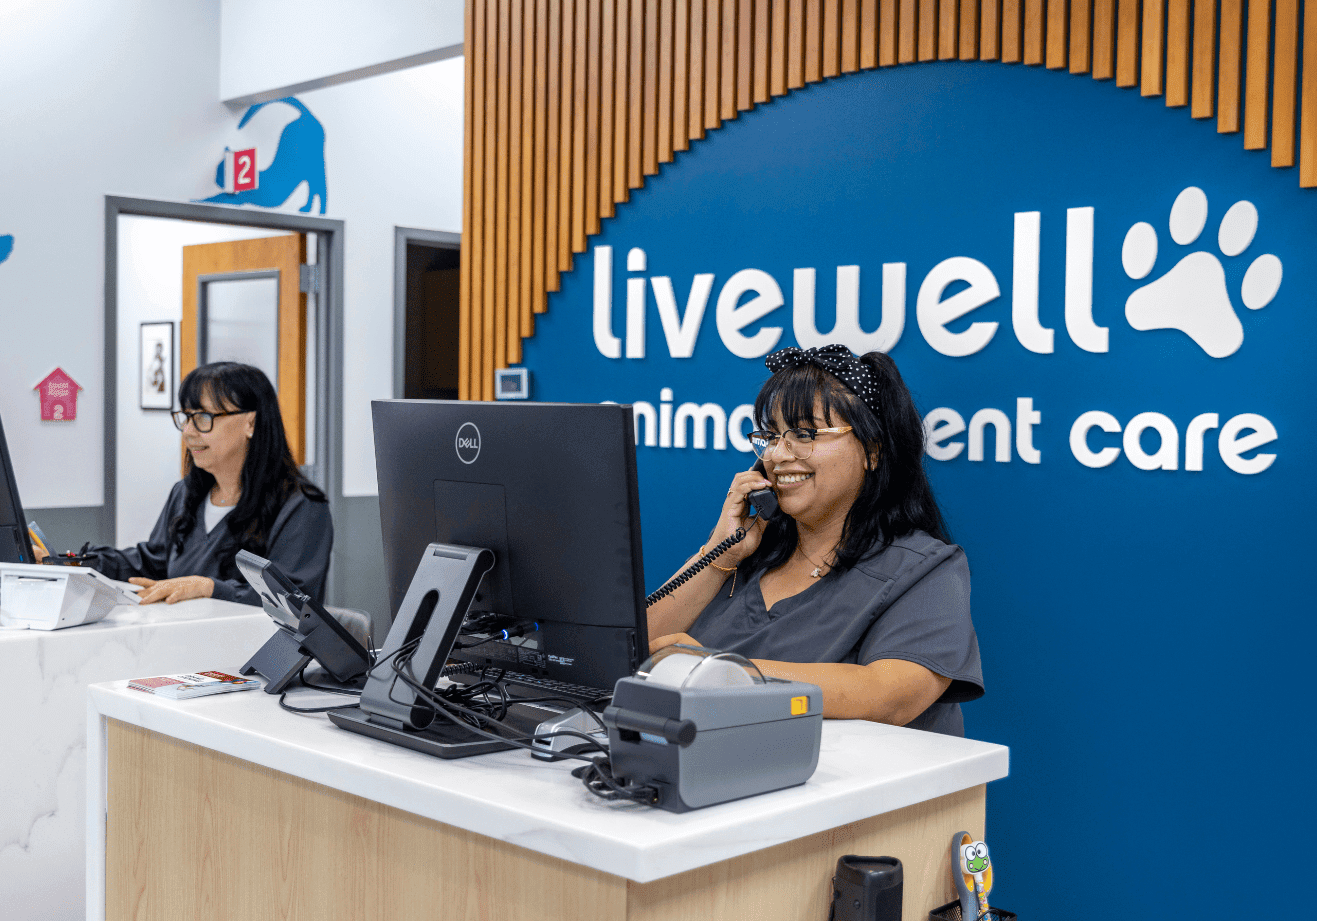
[646,345,982,735]
[45,362,333,606]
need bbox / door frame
[104,196,345,545]
[392,226,461,399]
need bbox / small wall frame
[139,321,174,411]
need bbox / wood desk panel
[107,721,985,921]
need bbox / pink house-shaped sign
[35,367,82,421]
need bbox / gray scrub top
[689,530,983,736]
[86,480,333,606]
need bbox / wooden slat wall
[460,0,1317,399]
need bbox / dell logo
[455,422,481,464]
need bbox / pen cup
[929,900,1017,921]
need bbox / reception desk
[1,598,273,921]
[88,680,1008,921]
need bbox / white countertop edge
[89,684,1008,883]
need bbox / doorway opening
[394,228,460,400]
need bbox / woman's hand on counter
[130,575,215,605]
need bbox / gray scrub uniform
[86,481,333,606]
[689,530,983,736]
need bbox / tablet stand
[240,626,311,694]
[329,543,518,759]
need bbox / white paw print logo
[1122,187,1283,358]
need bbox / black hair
[168,362,326,556]
[739,350,950,576]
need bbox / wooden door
[180,235,308,463]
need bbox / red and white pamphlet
[128,671,260,699]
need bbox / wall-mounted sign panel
[521,63,1316,918]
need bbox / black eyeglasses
[171,409,244,433]
[747,426,854,460]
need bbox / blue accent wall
[522,62,1317,918]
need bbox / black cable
[644,527,746,607]
[278,663,363,714]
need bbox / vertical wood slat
[1092,0,1115,77]
[919,0,939,58]
[806,0,824,79]
[1046,0,1068,68]
[533,0,548,313]
[460,0,477,398]
[520,1,536,337]
[739,0,754,105]
[645,0,661,172]
[1303,0,1317,182]
[1070,0,1092,71]
[772,0,789,93]
[1001,0,1022,59]
[1023,0,1044,63]
[494,0,510,378]
[483,0,499,397]
[1272,0,1299,165]
[706,0,723,127]
[1244,0,1271,147]
[865,0,885,67]
[1218,0,1242,129]
[544,0,562,291]
[659,0,675,161]
[1191,0,1217,116]
[900,0,919,61]
[614,0,629,198]
[982,0,1003,58]
[940,0,960,58]
[722,0,738,118]
[824,0,843,75]
[690,0,705,137]
[674,0,691,146]
[555,0,573,278]
[843,0,863,70]
[1165,0,1191,104]
[674,0,695,148]
[755,0,773,99]
[1115,0,1139,85]
[571,0,588,255]
[581,0,598,248]
[960,0,979,59]
[1141,0,1165,95]
[600,1,617,214]
[789,0,807,84]
[507,0,524,360]
[630,0,645,183]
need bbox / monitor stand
[329,542,523,759]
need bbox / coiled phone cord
[644,527,747,607]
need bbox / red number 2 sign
[223,148,259,193]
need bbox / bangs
[178,365,245,412]
[754,364,855,431]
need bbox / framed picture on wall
[139,322,174,411]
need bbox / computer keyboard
[497,671,612,703]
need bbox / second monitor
[372,399,648,693]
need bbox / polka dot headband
[763,344,881,416]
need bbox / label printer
[603,645,823,812]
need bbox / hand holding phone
[748,460,781,521]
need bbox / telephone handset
[747,460,781,521]
[644,462,781,607]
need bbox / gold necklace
[795,544,833,578]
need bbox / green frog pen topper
[953,831,993,920]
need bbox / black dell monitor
[0,413,35,564]
[372,399,648,692]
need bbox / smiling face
[762,394,869,531]
[961,842,990,874]
[182,387,254,479]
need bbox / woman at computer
[646,345,982,736]
[37,362,333,606]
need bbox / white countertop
[1,598,274,921]
[88,679,1008,883]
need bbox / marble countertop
[89,680,1008,882]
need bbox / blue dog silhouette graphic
[0,235,12,266]
[203,98,327,214]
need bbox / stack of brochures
[128,671,261,699]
